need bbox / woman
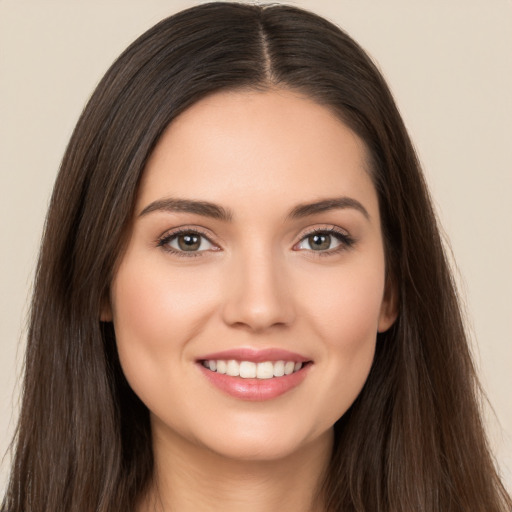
[2,2,510,511]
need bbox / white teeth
[226,360,239,377]
[273,360,285,377]
[239,361,257,378]
[284,361,295,375]
[202,359,305,379]
[216,360,227,374]
[257,361,274,379]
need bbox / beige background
[1,0,511,494]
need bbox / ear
[100,295,113,322]
[377,275,398,333]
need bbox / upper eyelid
[295,227,353,247]
[298,225,350,236]
[158,226,217,243]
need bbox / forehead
[138,88,377,220]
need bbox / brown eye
[307,233,332,251]
[161,231,215,253]
[295,229,354,254]
[177,233,202,251]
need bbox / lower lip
[198,363,311,401]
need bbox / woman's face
[105,89,396,461]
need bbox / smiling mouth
[200,359,308,379]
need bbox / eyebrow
[138,196,370,221]
[286,197,370,221]
[139,198,233,221]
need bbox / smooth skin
[103,88,397,512]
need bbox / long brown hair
[2,3,510,511]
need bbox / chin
[189,415,334,464]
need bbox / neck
[138,418,333,512]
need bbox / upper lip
[198,347,311,363]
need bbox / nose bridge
[222,240,295,331]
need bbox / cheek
[304,256,386,347]
[109,256,218,405]
[112,256,218,342]
[297,257,385,426]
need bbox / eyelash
[156,226,355,258]
[298,227,355,257]
[157,227,214,258]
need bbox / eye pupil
[309,234,331,251]
[178,234,201,251]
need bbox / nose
[221,248,296,332]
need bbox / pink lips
[197,348,312,401]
